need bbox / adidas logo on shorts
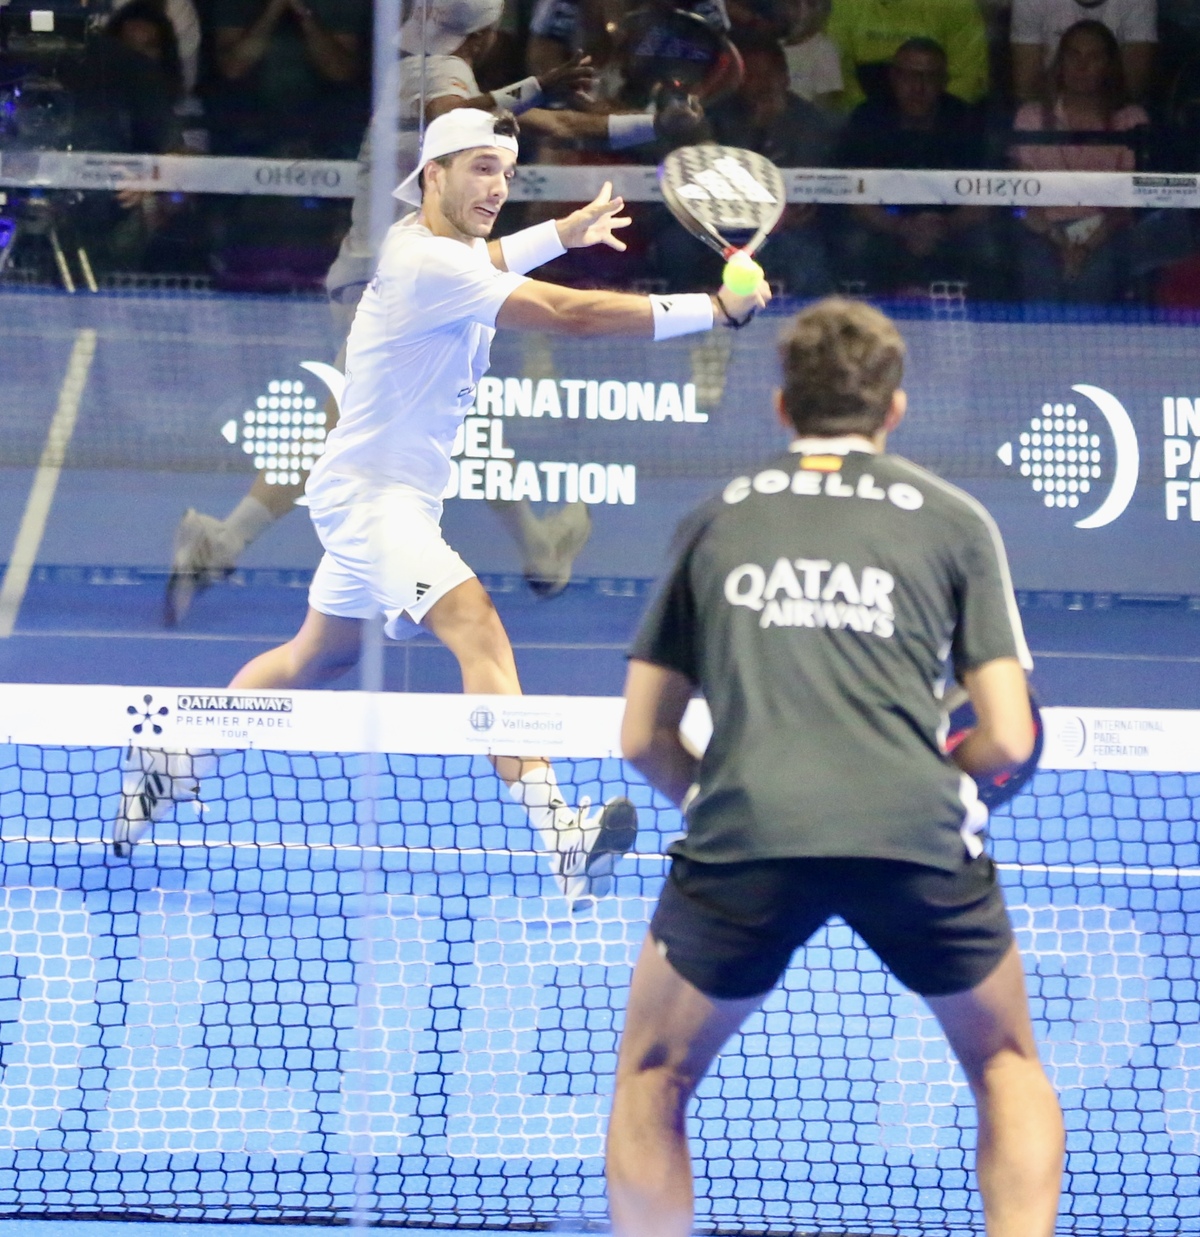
[415,581,431,600]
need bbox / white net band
[0,683,1192,770]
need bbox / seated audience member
[783,0,843,108]
[208,0,369,155]
[825,0,989,110]
[110,0,200,96]
[1010,0,1156,103]
[108,0,185,99]
[398,0,596,124]
[31,17,187,275]
[834,37,1001,296]
[653,30,837,293]
[1012,19,1149,303]
[59,21,183,152]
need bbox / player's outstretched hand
[539,53,597,103]
[556,182,632,252]
[716,276,771,325]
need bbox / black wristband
[715,291,755,330]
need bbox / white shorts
[306,479,475,640]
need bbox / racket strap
[715,291,756,330]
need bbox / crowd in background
[5,0,1200,306]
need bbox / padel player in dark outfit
[609,298,1064,1237]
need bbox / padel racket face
[659,144,786,258]
[623,6,741,105]
[946,690,1044,810]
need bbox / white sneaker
[518,501,592,598]
[113,747,214,857]
[556,796,638,909]
[164,509,241,626]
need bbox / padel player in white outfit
[164,0,683,622]
[118,107,770,908]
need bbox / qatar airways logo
[725,559,896,637]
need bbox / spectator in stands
[398,0,597,125]
[208,0,370,156]
[725,0,790,41]
[833,37,1001,296]
[783,0,843,109]
[652,30,837,293]
[1010,0,1156,103]
[1012,19,1149,303]
[110,0,200,96]
[825,0,989,110]
[108,0,185,99]
[104,0,208,269]
[526,0,729,90]
[61,21,183,152]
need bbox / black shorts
[650,853,1013,1000]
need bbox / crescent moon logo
[299,360,344,410]
[1071,384,1139,530]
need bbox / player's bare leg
[220,579,635,901]
[607,934,764,1237]
[926,943,1064,1237]
[423,578,636,902]
[228,608,363,689]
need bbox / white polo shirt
[308,215,528,502]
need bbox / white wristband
[650,293,714,341]
[499,219,567,275]
[491,76,543,114]
[608,112,657,149]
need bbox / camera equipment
[0,0,107,56]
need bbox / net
[0,685,1198,1233]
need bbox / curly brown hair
[777,298,906,437]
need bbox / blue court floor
[3,564,1200,707]
[2,451,1200,702]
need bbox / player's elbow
[619,718,656,769]
[984,718,1036,769]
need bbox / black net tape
[1,745,1199,1233]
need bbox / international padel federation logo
[997,384,1139,529]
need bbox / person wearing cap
[119,107,771,905]
[164,0,674,624]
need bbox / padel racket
[944,686,1044,810]
[658,144,786,260]
[622,5,743,107]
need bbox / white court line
[1033,649,1200,664]
[4,837,1200,879]
[0,328,98,638]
